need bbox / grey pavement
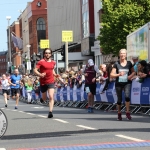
[0,95,150,150]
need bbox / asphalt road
[0,95,150,150]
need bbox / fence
[53,78,150,115]
[1,78,150,115]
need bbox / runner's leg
[47,88,54,112]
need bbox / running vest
[84,65,96,84]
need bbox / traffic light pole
[65,42,68,71]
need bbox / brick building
[28,0,48,55]
[19,0,48,57]
[0,51,8,75]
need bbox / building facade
[0,51,8,75]
[9,21,22,68]
[47,0,93,70]
[91,0,118,66]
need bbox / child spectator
[25,78,33,104]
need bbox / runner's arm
[8,79,16,86]
[34,67,42,77]
[110,68,120,78]
[128,67,136,80]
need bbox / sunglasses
[45,52,51,54]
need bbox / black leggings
[115,84,131,105]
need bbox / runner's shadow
[2,127,150,140]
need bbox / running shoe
[87,107,92,113]
[48,112,53,118]
[5,104,7,107]
[117,112,122,121]
[126,112,132,120]
[15,106,18,109]
[91,107,94,113]
[40,98,44,104]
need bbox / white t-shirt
[1,79,10,90]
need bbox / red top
[36,59,56,85]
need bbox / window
[37,18,46,30]
[36,18,46,46]
[82,0,88,5]
[82,1,89,38]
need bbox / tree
[98,0,150,56]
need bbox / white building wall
[47,0,81,50]
[21,4,30,53]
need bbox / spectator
[132,55,139,74]
[25,78,33,104]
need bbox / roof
[0,51,7,55]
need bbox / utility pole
[6,16,11,70]
[26,45,31,74]
[65,42,68,71]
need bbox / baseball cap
[88,59,94,66]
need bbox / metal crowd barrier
[11,78,150,115]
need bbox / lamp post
[26,44,31,73]
[6,16,11,67]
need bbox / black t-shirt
[113,61,133,86]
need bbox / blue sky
[0,0,31,52]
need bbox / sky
[0,0,32,52]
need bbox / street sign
[27,61,31,70]
[62,31,73,42]
[40,40,50,49]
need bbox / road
[0,95,150,150]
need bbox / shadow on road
[2,127,150,140]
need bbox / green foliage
[98,0,150,56]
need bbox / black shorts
[11,88,20,96]
[40,84,55,93]
[85,83,96,95]
[2,89,10,95]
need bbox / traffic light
[8,66,11,74]
[61,44,65,62]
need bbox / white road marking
[33,107,44,109]
[1,108,5,110]
[26,113,35,115]
[53,119,69,123]
[0,148,6,150]
[116,134,144,142]
[38,115,47,118]
[12,110,17,111]
[18,111,25,113]
[76,125,97,130]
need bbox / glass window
[37,18,46,30]
[82,0,88,5]
[82,21,89,38]
[82,1,89,38]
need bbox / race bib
[118,69,129,82]
[85,87,90,94]
[16,80,20,84]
